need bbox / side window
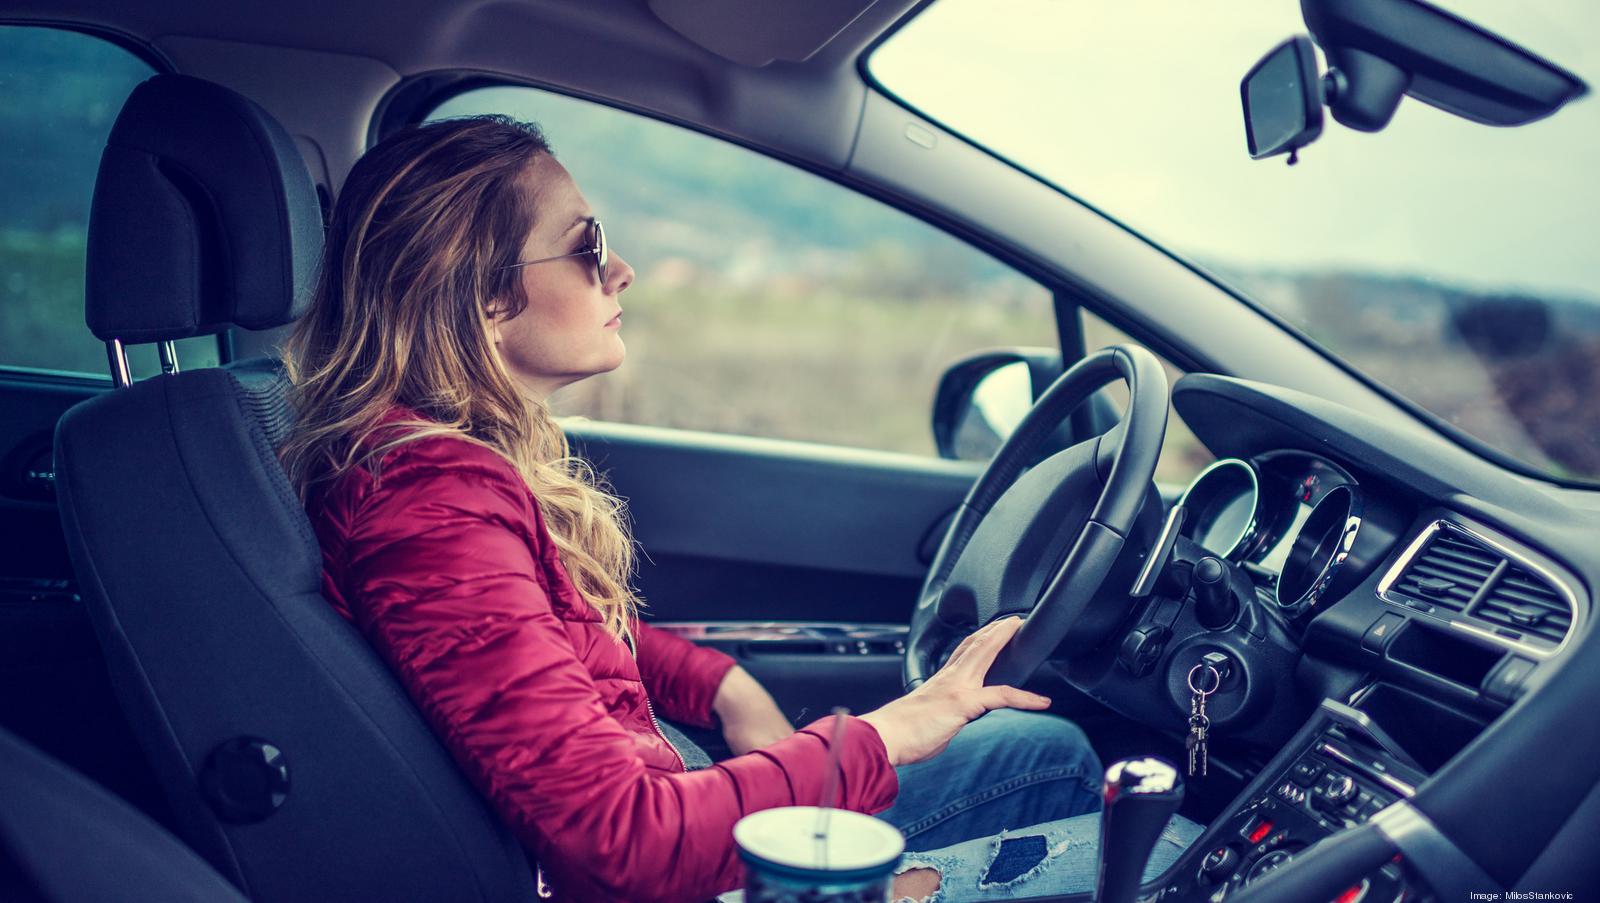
[426,87,1055,457]
[0,26,217,379]
[1081,309,1214,487]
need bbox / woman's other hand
[712,665,795,755]
[860,616,1050,767]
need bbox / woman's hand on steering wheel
[861,616,1051,767]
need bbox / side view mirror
[932,348,1062,461]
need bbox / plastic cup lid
[734,807,905,874]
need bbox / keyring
[1187,663,1222,696]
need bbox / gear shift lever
[1095,757,1185,903]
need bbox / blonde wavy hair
[278,115,642,645]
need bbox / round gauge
[1274,484,1362,614]
[1176,458,1264,560]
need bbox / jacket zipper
[640,698,684,774]
[533,629,657,900]
[626,627,686,773]
[644,695,686,773]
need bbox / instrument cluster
[1175,452,1363,617]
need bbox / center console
[1150,699,1431,902]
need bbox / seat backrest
[53,74,538,903]
[0,724,251,903]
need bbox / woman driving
[278,115,1198,902]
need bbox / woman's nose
[607,252,635,294]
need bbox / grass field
[11,228,1590,486]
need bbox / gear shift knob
[1095,757,1185,903]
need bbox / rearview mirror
[1241,0,1588,161]
[1241,36,1323,160]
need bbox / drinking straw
[813,706,850,868]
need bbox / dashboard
[1126,373,1600,900]
[1176,453,1363,619]
[1170,448,1581,665]
[1167,376,1589,678]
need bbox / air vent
[1473,566,1571,645]
[1390,528,1500,613]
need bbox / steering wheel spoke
[904,345,1171,691]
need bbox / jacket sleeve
[341,443,899,903]
[633,619,738,729]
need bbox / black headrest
[86,74,323,343]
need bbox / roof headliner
[6,0,920,69]
[3,0,929,184]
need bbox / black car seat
[52,74,538,903]
[0,724,252,903]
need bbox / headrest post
[106,339,132,388]
[158,340,181,375]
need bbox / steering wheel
[905,344,1169,691]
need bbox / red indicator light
[1247,820,1274,843]
[1333,880,1371,903]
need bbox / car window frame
[0,21,230,387]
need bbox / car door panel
[0,375,102,582]
[566,421,982,609]
[563,423,1110,735]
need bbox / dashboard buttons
[1313,773,1358,810]
[1240,813,1275,845]
[1483,655,1535,704]
[1290,757,1324,786]
[1342,789,1375,819]
[1248,829,1290,861]
[1275,781,1307,806]
[1118,625,1170,677]
[1198,846,1238,884]
[1245,849,1294,883]
[1361,613,1404,653]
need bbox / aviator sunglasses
[497,217,608,284]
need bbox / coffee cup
[733,806,905,902]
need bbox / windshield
[871,0,1600,484]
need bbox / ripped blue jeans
[875,709,1205,901]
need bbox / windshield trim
[856,14,1600,492]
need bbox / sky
[870,0,1600,302]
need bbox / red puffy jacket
[306,405,900,902]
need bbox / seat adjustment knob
[199,737,290,823]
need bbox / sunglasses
[497,217,608,284]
